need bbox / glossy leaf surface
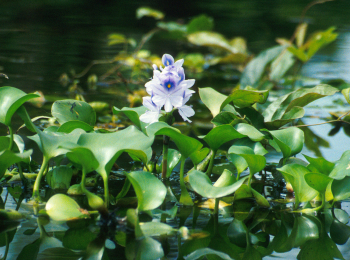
[126,171,167,211]
[51,99,96,126]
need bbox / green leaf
[188,170,248,198]
[199,87,228,118]
[136,7,164,20]
[107,33,126,46]
[187,14,214,34]
[51,100,96,126]
[189,147,210,166]
[0,86,40,126]
[329,150,350,180]
[46,165,73,190]
[77,125,154,180]
[263,84,338,128]
[235,123,265,142]
[304,172,333,193]
[184,248,233,260]
[45,194,89,221]
[269,50,295,80]
[162,149,181,178]
[211,111,243,126]
[139,222,175,237]
[187,32,235,53]
[29,129,84,160]
[0,150,32,179]
[214,169,237,188]
[267,127,304,158]
[332,176,350,202]
[113,106,148,132]
[126,237,164,260]
[303,154,335,175]
[240,45,286,88]
[306,27,338,59]
[62,227,97,250]
[330,218,350,245]
[341,88,350,105]
[57,121,94,133]
[203,124,246,152]
[220,89,269,109]
[157,21,187,32]
[277,164,318,205]
[251,188,270,207]
[126,171,167,211]
[147,122,202,158]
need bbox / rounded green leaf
[62,227,97,250]
[188,32,235,53]
[188,170,248,198]
[330,218,350,245]
[268,127,304,158]
[51,99,96,126]
[136,7,164,20]
[303,154,335,175]
[198,87,227,118]
[184,248,233,260]
[329,150,350,180]
[147,122,202,158]
[189,147,210,166]
[45,194,89,221]
[304,172,333,193]
[187,14,214,34]
[203,124,246,152]
[0,86,40,126]
[126,171,167,211]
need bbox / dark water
[2,0,350,259]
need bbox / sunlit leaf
[160,149,181,178]
[306,27,338,59]
[113,106,148,132]
[136,7,164,20]
[0,86,40,126]
[188,32,235,53]
[341,87,350,105]
[139,222,175,237]
[108,33,126,46]
[263,84,338,128]
[157,21,187,32]
[45,194,89,221]
[51,100,96,126]
[277,164,318,205]
[188,170,248,198]
[267,127,304,158]
[199,87,227,118]
[189,147,210,166]
[126,171,167,211]
[220,89,269,110]
[304,154,335,175]
[147,122,202,158]
[329,150,350,180]
[304,172,333,193]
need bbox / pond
[2,0,350,259]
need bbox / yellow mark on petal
[167,84,171,89]
[167,61,169,65]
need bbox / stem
[162,135,169,179]
[313,193,326,212]
[179,156,193,206]
[17,163,28,188]
[32,156,49,201]
[205,150,215,176]
[8,125,13,151]
[248,173,253,188]
[102,174,110,208]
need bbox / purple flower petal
[162,54,174,66]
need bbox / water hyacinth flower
[140,54,195,124]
